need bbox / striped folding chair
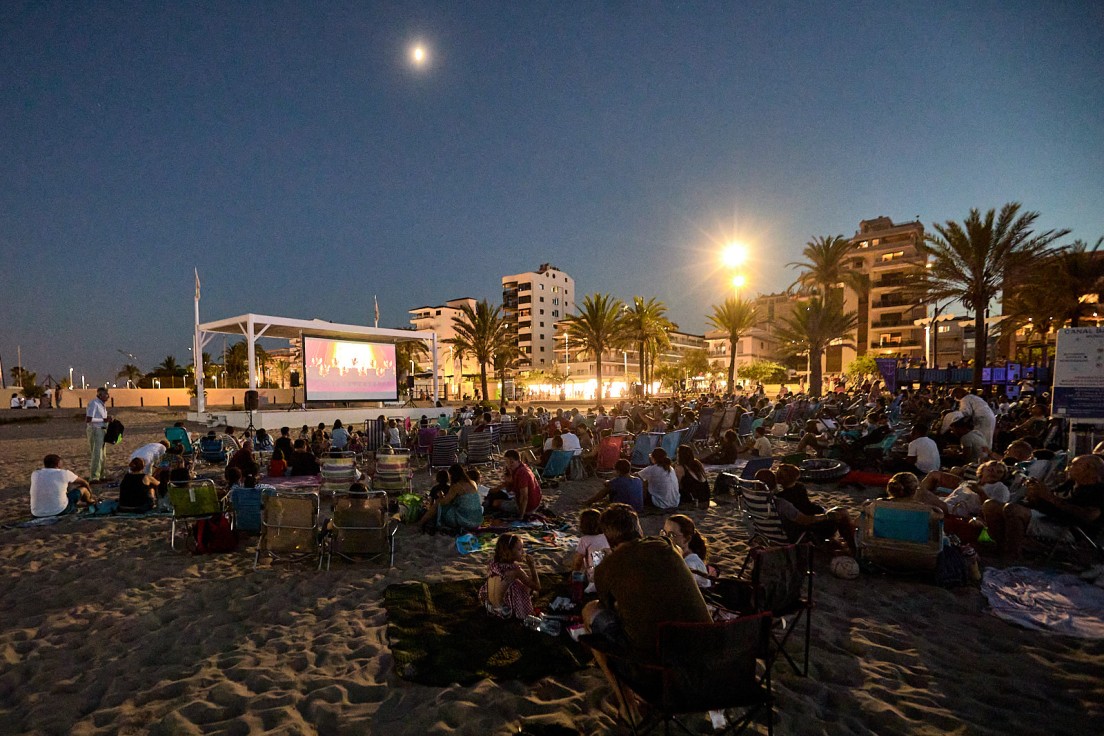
[734,478,793,548]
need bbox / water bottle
[523,615,543,631]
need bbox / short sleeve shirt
[638,464,680,509]
[30,467,79,517]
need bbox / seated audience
[572,508,611,583]
[662,514,713,588]
[226,440,260,478]
[30,454,95,517]
[982,453,1104,558]
[882,472,948,515]
[702,429,741,465]
[288,439,321,476]
[274,426,295,462]
[418,463,484,532]
[638,447,679,509]
[330,420,349,451]
[118,457,159,512]
[585,459,644,512]
[941,460,1009,542]
[674,445,710,505]
[486,449,542,518]
[796,420,828,457]
[747,426,772,457]
[268,448,288,478]
[773,464,857,554]
[905,423,941,475]
[478,533,541,620]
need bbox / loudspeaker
[244,390,259,410]
[290,371,300,387]
[406,375,415,389]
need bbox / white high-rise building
[502,263,575,371]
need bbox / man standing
[86,387,112,481]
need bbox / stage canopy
[194,313,438,411]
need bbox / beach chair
[465,432,496,471]
[856,500,943,573]
[660,429,686,460]
[254,488,322,569]
[740,457,775,480]
[737,543,815,677]
[629,432,662,469]
[734,478,793,548]
[499,418,519,447]
[320,451,359,500]
[535,449,574,484]
[415,426,437,461]
[612,415,632,436]
[737,412,754,440]
[167,479,221,550]
[428,433,459,474]
[362,418,388,455]
[197,434,228,466]
[595,435,625,478]
[226,483,273,534]
[579,612,774,736]
[323,489,398,569]
[691,411,714,452]
[164,426,197,462]
[373,450,413,495]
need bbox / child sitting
[428,469,450,503]
[478,533,541,620]
[571,508,611,584]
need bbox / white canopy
[194,313,437,411]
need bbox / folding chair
[323,489,398,568]
[362,418,388,455]
[415,427,438,462]
[164,426,197,463]
[736,412,754,441]
[225,483,272,534]
[690,411,714,452]
[660,429,687,460]
[197,434,228,467]
[320,451,359,500]
[739,543,815,676]
[595,435,625,478]
[580,612,774,736]
[734,478,793,548]
[630,433,662,470]
[428,433,459,474]
[856,500,944,573]
[535,449,574,484]
[373,450,413,495]
[465,432,496,471]
[499,418,519,447]
[167,479,221,550]
[739,457,775,480]
[612,415,632,436]
[254,489,322,569]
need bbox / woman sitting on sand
[674,445,710,505]
[702,429,741,465]
[417,464,484,533]
[662,514,712,588]
[118,457,159,513]
[478,533,541,619]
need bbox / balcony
[871,339,921,349]
[871,295,913,309]
[871,275,910,289]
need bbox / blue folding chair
[536,450,574,483]
[740,456,775,480]
[630,432,662,469]
[660,429,686,459]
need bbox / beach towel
[981,566,1104,639]
[383,579,588,686]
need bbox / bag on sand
[935,544,969,587]
[190,513,238,554]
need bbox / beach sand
[1,409,1101,735]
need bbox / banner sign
[875,358,898,394]
[1051,327,1104,420]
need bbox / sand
[1,408,1101,735]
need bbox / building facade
[705,291,800,383]
[408,297,478,399]
[502,263,575,372]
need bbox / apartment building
[841,216,928,369]
[502,263,575,371]
[408,297,477,399]
[705,291,800,380]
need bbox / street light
[732,273,746,300]
[722,243,748,268]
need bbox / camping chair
[856,500,944,573]
[630,433,662,470]
[488,424,503,454]
[690,411,714,452]
[660,429,686,460]
[167,479,221,550]
[595,435,626,478]
[323,489,398,569]
[320,451,359,501]
[164,426,197,463]
[736,412,754,441]
[225,483,273,534]
[499,418,519,447]
[612,415,632,436]
[254,488,322,569]
[737,543,815,677]
[362,418,388,455]
[734,478,793,548]
[197,434,228,466]
[580,612,774,736]
[415,426,438,461]
[373,450,413,495]
[428,433,459,474]
[465,432,496,471]
[535,449,574,484]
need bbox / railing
[872,339,921,348]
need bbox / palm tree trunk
[480,363,490,403]
[727,344,736,394]
[638,342,646,397]
[809,348,823,398]
[596,356,604,408]
[972,311,986,389]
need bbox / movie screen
[302,336,398,401]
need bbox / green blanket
[383,579,588,687]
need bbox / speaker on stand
[244,390,259,433]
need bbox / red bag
[191,513,238,554]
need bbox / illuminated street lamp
[722,242,748,268]
[732,273,746,299]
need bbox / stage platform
[187,405,450,431]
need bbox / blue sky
[2,1,1101,384]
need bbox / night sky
[2,2,1101,385]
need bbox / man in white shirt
[30,454,95,516]
[129,441,169,471]
[954,387,996,448]
[906,424,941,474]
[559,428,582,455]
[10,393,22,409]
[86,387,113,481]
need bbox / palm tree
[910,203,1069,388]
[1045,238,1104,327]
[788,235,868,301]
[622,297,673,397]
[774,297,858,397]
[224,343,248,387]
[707,297,758,392]
[117,364,142,387]
[446,300,513,402]
[153,355,181,376]
[493,342,521,403]
[395,338,431,384]
[561,293,627,407]
[999,285,1060,367]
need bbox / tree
[774,297,858,397]
[741,360,787,384]
[117,364,142,387]
[10,366,34,387]
[493,342,521,403]
[788,235,869,301]
[1041,238,1104,328]
[622,297,673,397]
[446,300,513,403]
[561,293,627,407]
[680,348,712,383]
[909,203,1069,388]
[152,355,182,376]
[224,343,248,387]
[395,338,431,385]
[844,354,879,380]
[707,297,758,392]
[653,363,685,394]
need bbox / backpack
[935,543,969,587]
[190,513,238,554]
[104,419,125,445]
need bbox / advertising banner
[1051,327,1104,420]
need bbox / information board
[1051,327,1104,420]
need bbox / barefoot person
[30,454,96,517]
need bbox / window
[540,284,545,290]
[540,296,544,302]
[937,325,951,334]
[540,322,544,327]
[435,310,441,316]
[552,298,559,305]
[880,250,906,262]
[540,346,545,352]
[540,309,544,315]
[552,286,559,293]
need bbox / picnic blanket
[265,475,321,490]
[383,579,589,686]
[981,566,1104,639]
